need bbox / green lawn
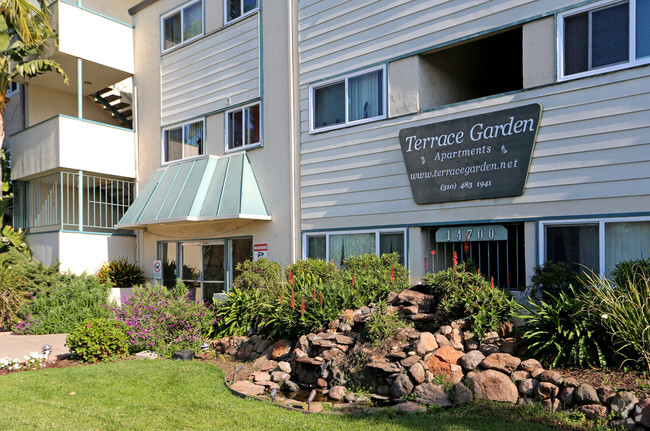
[0,360,557,431]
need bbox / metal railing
[14,171,134,234]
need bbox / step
[121,109,133,118]
[102,94,121,103]
[97,87,112,96]
[110,102,130,111]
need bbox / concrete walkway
[0,332,69,361]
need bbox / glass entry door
[202,242,225,302]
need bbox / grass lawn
[0,359,559,431]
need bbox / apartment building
[298,0,650,286]
[9,0,140,274]
[118,0,299,299]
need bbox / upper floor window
[163,119,204,163]
[309,65,386,133]
[225,0,258,24]
[6,81,19,97]
[559,0,650,79]
[162,1,203,52]
[226,103,260,152]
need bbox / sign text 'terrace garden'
[399,104,542,204]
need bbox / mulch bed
[556,367,650,400]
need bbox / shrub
[97,257,145,287]
[530,261,581,299]
[66,318,129,363]
[611,257,650,289]
[365,301,411,344]
[423,262,518,338]
[582,271,650,371]
[518,285,613,369]
[215,254,410,340]
[112,281,216,357]
[231,258,282,292]
[0,266,29,331]
[12,274,114,335]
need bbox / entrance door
[202,242,225,302]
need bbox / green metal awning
[117,154,270,228]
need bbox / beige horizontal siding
[161,17,259,126]
[300,65,650,229]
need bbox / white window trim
[308,64,388,134]
[225,102,262,153]
[302,228,407,262]
[6,81,19,97]
[161,0,204,53]
[557,0,650,81]
[223,0,259,25]
[161,118,206,165]
[538,215,650,276]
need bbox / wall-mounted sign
[435,225,508,243]
[253,243,268,260]
[399,104,542,204]
[153,260,162,279]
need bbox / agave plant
[96,257,145,288]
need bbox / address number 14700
[435,225,508,242]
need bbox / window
[6,81,19,97]
[540,217,650,275]
[559,0,650,79]
[225,0,258,24]
[162,1,203,52]
[310,65,386,132]
[304,229,405,266]
[226,103,260,151]
[163,119,204,163]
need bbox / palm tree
[0,0,68,150]
[0,0,67,212]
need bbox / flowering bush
[66,318,129,363]
[0,356,22,371]
[0,352,47,371]
[111,281,216,357]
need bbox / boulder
[367,362,401,375]
[425,356,463,384]
[395,290,433,312]
[409,362,426,384]
[252,371,271,383]
[499,338,516,354]
[270,339,293,360]
[518,358,542,372]
[390,374,414,398]
[277,361,291,373]
[434,345,464,365]
[518,378,538,397]
[498,322,515,338]
[230,381,266,397]
[434,333,451,347]
[511,370,529,382]
[478,344,500,356]
[538,370,563,387]
[610,391,639,418]
[391,402,427,413]
[574,384,599,405]
[271,371,290,383]
[452,382,474,405]
[466,369,519,403]
[541,398,561,412]
[439,325,452,336]
[329,385,346,401]
[578,404,607,420]
[413,383,452,407]
[559,386,574,405]
[482,331,500,344]
[400,355,420,368]
[448,332,465,351]
[415,332,438,355]
[634,398,650,426]
[480,353,521,374]
[598,386,617,405]
[459,350,485,372]
[564,377,579,387]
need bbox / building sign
[399,104,542,204]
[153,260,162,279]
[253,243,268,260]
[435,225,507,242]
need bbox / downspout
[288,0,297,263]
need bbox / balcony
[19,1,134,97]
[10,115,135,181]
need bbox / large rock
[459,350,485,372]
[270,339,293,360]
[560,386,575,405]
[425,356,463,384]
[452,382,474,405]
[230,381,266,397]
[434,333,451,347]
[329,385,346,400]
[434,345,464,365]
[574,384,599,405]
[409,362,426,384]
[518,358,542,372]
[390,374,414,398]
[415,332,438,355]
[518,378,538,397]
[610,391,639,418]
[480,353,521,374]
[578,404,607,420]
[538,370,563,387]
[635,398,650,426]
[391,401,427,413]
[466,370,519,403]
[394,290,433,312]
[598,386,617,405]
[413,383,452,407]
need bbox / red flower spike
[431,250,436,256]
[288,270,294,285]
[463,232,469,254]
[290,289,295,309]
[424,256,428,271]
[453,251,458,266]
[313,287,317,301]
[280,291,284,305]
[491,277,495,289]
[351,275,355,288]
[320,293,323,307]
[334,258,337,267]
[301,296,305,314]
[390,265,395,281]
[477,268,481,275]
